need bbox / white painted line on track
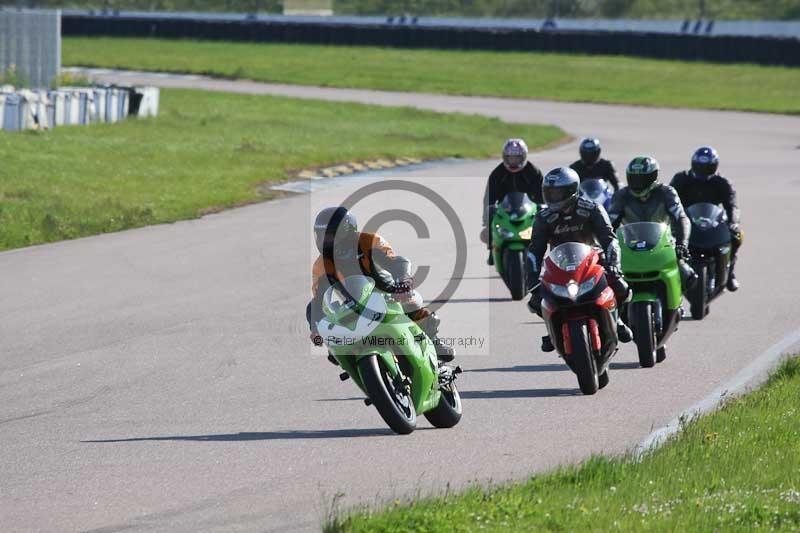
[635,327,800,458]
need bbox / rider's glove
[479,226,489,244]
[675,244,690,261]
[392,277,414,294]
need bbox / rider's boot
[541,335,555,353]
[727,259,740,292]
[617,319,633,343]
[432,338,455,362]
[679,260,699,291]
[416,310,455,362]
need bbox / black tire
[568,320,598,395]
[689,264,708,320]
[598,370,610,389]
[358,355,416,435]
[424,383,462,428]
[656,346,667,363]
[631,301,656,368]
[503,249,525,301]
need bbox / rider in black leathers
[670,146,742,291]
[526,167,632,353]
[569,137,621,191]
[481,138,544,265]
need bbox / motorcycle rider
[307,206,455,362]
[526,167,633,353]
[569,137,621,192]
[481,138,544,265]
[608,156,697,288]
[670,146,742,291]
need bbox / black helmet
[314,207,358,259]
[691,146,719,180]
[626,156,660,199]
[542,167,580,212]
[579,137,601,166]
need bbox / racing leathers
[526,197,629,316]
[670,171,742,288]
[481,162,544,259]
[307,232,454,361]
[569,158,621,191]
[607,183,696,286]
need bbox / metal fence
[61,11,800,66]
[0,8,61,88]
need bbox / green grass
[0,89,562,251]
[329,357,800,531]
[63,37,800,114]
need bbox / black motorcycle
[686,203,732,320]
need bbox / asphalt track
[2,71,800,532]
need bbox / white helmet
[502,138,528,172]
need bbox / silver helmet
[502,138,529,172]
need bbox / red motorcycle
[540,242,619,395]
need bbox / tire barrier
[61,13,800,67]
[0,85,159,131]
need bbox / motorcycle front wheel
[359,355,416,435]
[631,301,656,368]
[568,320,598,395]
[503,248,525,301]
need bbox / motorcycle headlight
[496,226,515,239]
[519,226,533,240]
[546,281,569,299]
[578,276,597,296]
[566,280,579,300]
[546,277,596,301]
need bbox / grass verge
[328,357,800,531]
[0,89,563,251]
[64,37,800,114]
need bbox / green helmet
[626,156,660,198]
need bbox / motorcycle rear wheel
[631,301,656,368]
[359,355,416,435]
[424,383,463,428]
[568,320,598,395]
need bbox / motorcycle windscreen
[500,192,535,220]
[620,222,667,251]
[686,203,731,248]
[322,275,376,319]
[579,179,609,203]
[547,242,593,272]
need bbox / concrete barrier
[1,86,159,131]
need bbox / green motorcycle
[618,222,683,368]
[317,275,462,435]
[491,192,538,300]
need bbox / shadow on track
[429,297,513,304]
[315,397,365,402]
[609,361,642,370]
[82,428,412,443]
[460,388,579,399]
[466,364,568,373]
